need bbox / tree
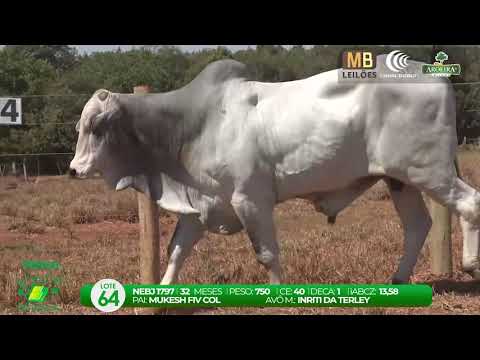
[183,47,233,84]
[5,45,78,72]
[0,47,57,96]
[62,49,189,94]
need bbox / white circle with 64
[90,279,126,313]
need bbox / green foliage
[63,47,189,94]
[183,46,234,84]
[2,44,480,165]
[0,47,56,95]
[5,45,78,72]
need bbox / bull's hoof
[465,268,480,281]
[327,216,336,225]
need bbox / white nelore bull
[70,58,480,285]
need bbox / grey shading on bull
[70,58,480,285]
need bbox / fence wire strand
[0,153,73,157]
[21,122,76,126]
[3,94,91,98]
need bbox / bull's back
[252,71,371,198]
[251,66,456,199]
[365,79,457,182]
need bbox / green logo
[16,260,62,313]
[28,285,49,302]
[422,51,461,77]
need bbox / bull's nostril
[69,168,77,177]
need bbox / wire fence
[5,94,91,98]
[0,93,84,176]
[3,82,480,179]
[8,213,141,224]
[0,153,74,177]
[21,123,77,126]
[0,153,74,157]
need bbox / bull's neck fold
[115,90,195,163]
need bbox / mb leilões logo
[422,51,461,77]
[340,50,377,81]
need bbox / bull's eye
[91,129,102,138]
[90,120,102,137]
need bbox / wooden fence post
[22,157,28,182]
[427,198,452,276]
[427,156,461,276]
[134,85,162,315]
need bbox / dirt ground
[1,150,480,315]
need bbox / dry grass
[1,151,480,315]
[0,176,141,229]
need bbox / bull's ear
[90,110,116,134]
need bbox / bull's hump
[189,59,253,86]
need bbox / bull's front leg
[231,192,282,284]
[161,214,204,285]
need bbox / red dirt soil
[1,150,480,315]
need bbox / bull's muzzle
[69,168,77,178]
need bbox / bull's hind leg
[409,175,480,279]
[438,178,480,279]
[387,180,432,284]
[160,214,204,285]
[459,217,480,279]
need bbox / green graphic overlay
[422,51,461,76]
[422,64,461,75]
[17,260,62,313]
[22,260,60,270]
[28,286,49,302]
[81,284,432,309]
